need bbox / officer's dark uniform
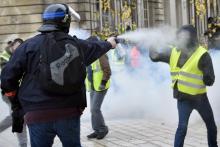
[1,4,114,147]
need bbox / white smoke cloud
[82,26,220,125]
[69,28,90,40]
[208,50,220,123]
[118,25,177,51]
[0,97,10,119]
[81,54,179,124]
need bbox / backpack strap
[42,32,85,66]
[40,33,56,64]
[52,32,85,63]
[68,36,85,62]
[32,33,55,76]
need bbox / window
[143,0,149,27]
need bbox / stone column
[137,0,144,28]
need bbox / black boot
[87,132,98,139]
[96,130,108,140]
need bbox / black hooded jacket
[1,32,113,112]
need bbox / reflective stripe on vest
[86,59,110,91]
[0,50,10,62]
[169,46,207,95]
[85,75,91,91]
[171,71,203,80]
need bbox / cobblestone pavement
[0,119,219,147]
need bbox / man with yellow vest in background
[0,38,28,147]
[0,41,12,69]
[86,36,111,140]
[150,25,218,147]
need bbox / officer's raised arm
[77,36,116,66]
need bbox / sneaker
[96,130,108,140]
[87,132,98,139]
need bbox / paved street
[0,119,219,147]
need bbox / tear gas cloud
[118,25,177,52]
[82,26,220,124]
[69,28,90,39]
[207,50,220,123]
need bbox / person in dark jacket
[149,25,218,147]
[0,4,116,147]
[86,36,111,140]
[0,41,12,68]
[0,38,28,147]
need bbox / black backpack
[38,32,86,95]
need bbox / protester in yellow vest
[149,25,218,147]
[86,36,111,140]
[0,41,12,68]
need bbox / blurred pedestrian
[0,41,12,68]
[130,45,141,68]
[0,38,28,147]
[86,36,111,140]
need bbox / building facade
[89,0,168,38]
[0,0,81,49]
[170,0,220,41]
[0,0,168,49]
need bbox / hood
[176,25,199,50]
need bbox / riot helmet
[38,3,80,33]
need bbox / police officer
[1,3,116,147]
[150,25,218,147]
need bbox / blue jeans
[90,90,108,133]
[28,116,81,147]
[174,97,218,147]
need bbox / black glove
[99,84,106,90]
[12,109,24,133]
[8,96,24,133]
[115,38,126,44]
[99,80,107,90]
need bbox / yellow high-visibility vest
[86,59,110,92]
[169,46,207,95]
[0,50,11,62]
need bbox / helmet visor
[68,6,80,22]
